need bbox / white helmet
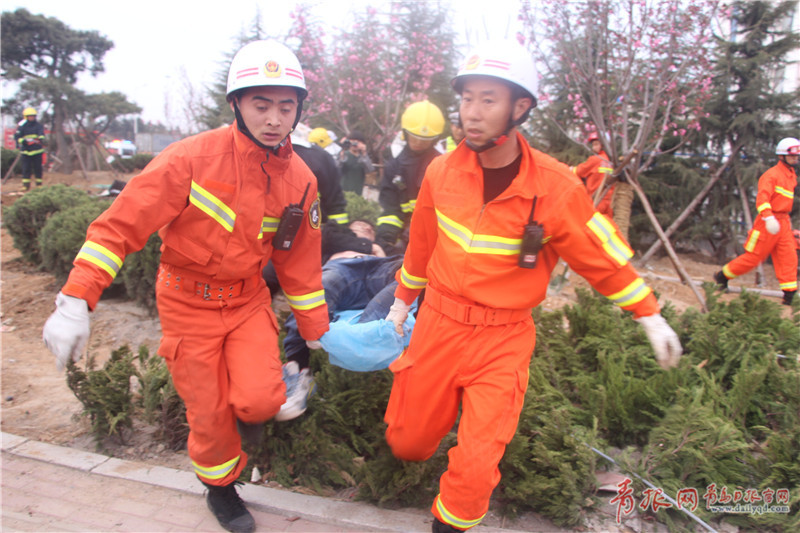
[226,40,307,101]
[452,40,538,104]
[775,137,800,155]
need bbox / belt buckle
[202,283,212,300]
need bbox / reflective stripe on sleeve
[775,186,794,200]
[607,278,652,307]
[76,241,123,279]
[586,213,633,266]
[435,495,484,530]
[399,265,427,290]
[258,216,280,239]
[378,215,404,229]
[757,202,771,214]
[190,181,236,232]
[192,455,240,481]
[328,212,349,224]
[401,199,416,213]
[284,289,326,311]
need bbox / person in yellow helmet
[14,107,46,190]
[376,100,445,255]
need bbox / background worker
[308,126,342,158]
[572,131,614,217]
[42,40,329,533]
[376,100,445,255]
[338,130,374,195]
[14,107,46,190]
[714,137,799,306]
[383,40,682,533]
[445,111,465,152]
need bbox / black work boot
[432,517,465,532]
[236,419,265,448]
[783,290,795,306]
[713,271,728,290]
[203,481,255,533]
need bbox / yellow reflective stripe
[285,289,326,311]
[607,277,652,307]
[258,216,280,239]
[329,212,349,224]
[756,202,771,214]
[780,281,797,291]
[399,265,428,290]
[436,209,522,255]
[722,265,736,279]
[401,199,416,213]
[192,455,240,480]
[598,166,613,174]
[435,495,484,529]
[586,213,633,266]
[744,230,760,253]
[190,181,236,232]
[775,186,794,199]
[76,241,123,279]
[378,215,404,229]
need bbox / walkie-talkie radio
[519,195,544,269]
[273,183,310,251]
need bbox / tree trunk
[629,178,708,312]
[640,150,738,264]
[612,181,634,241]
[53,101,73,174]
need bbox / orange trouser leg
[385,304,534,530]
[724,218,776,279]
[156,283,284,487]
[772,220,799,292]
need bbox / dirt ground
[0,170,791,531]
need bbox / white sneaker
[275,362,316,421]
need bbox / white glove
[635,314,683,370]
[306,339,322,350]
[42,292,90,371]
[764,216,780,235]
[386,297,411,336]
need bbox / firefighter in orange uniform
[714,137,799,306]
[572,131,614,217]
[383,40,683,533]
[42,40,329,533]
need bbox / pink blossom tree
[287,1,457,163]
[521,0,723,310]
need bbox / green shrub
[2,184,92,263]
[1,147,21,177]
[38,199,113,286]
[345,191,381,226]
[121,232,161,313]
[66,346,138,447]
[109,153,154,173]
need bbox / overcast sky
[2,0,526,129]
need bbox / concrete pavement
[1,432,531,533]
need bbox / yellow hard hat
[308,127,333,148]
[23,107,38,117]
[401,101,445,139]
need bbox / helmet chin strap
[232,97,305,154]
[464,101,533,154]
[465,118,515,154]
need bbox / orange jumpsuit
[61,124,329,487]
[573,150,614,217]
[721,160,798,294]
[386,131,659,530]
